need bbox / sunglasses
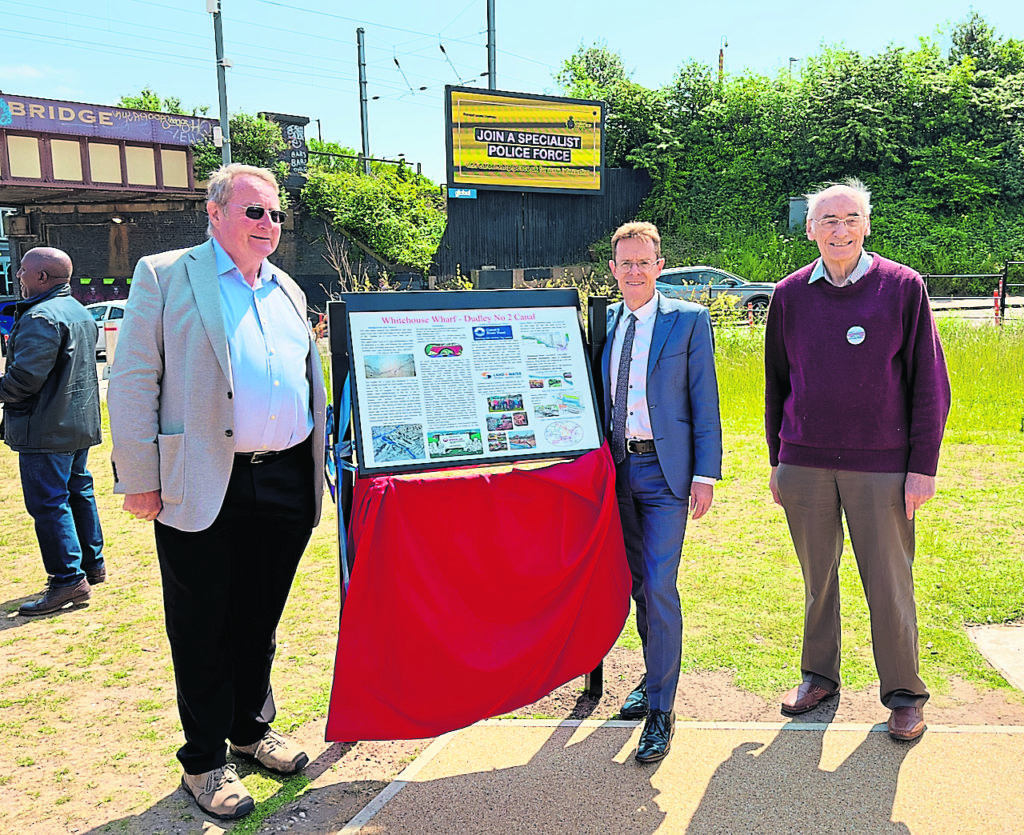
[230,203,288,224]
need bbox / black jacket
[0,284,102,453]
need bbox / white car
[85,300,126,357]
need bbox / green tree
[192,113,288,183]
[117,87,207,116]
[950,12,1024,75]
[556,43,666,168]
[555,42,628,100]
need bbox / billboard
[445,86,604,194]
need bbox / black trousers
[154,438,314,774]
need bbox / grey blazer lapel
[185,241,232,383]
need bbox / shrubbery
[302,166,445,274]
[561,14,1024,283]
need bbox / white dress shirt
[610,293,658,442]
[611,291,715,485]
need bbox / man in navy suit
[602,221,723,763]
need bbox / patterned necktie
[611,313,637,463]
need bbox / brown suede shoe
[780,681,839,716]
[19,578,91,616]
[230,728,308,775]
[181,764,255,820]
[888,706,926,741]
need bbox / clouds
[0,65,47,81]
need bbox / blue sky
[0,0,1018,183]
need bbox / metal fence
[924,262,1023,322]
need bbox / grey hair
[205,164,279,236]
[805,177,872,219]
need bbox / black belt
[234,443,303,465]
[626,438,656,455]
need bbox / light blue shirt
[212,238,313,453]
[809,250,874,286]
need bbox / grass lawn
[648,319,1024,698]
[0,319,1021,831]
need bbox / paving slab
[970,623,1024,692]
[335,719,1024,834]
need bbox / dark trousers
[615,452,689,712]
[19,448,105,586]
[155,439,314,774]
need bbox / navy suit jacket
[601,293,723,499]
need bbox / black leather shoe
[19,578,91,616]
[635,708,675,763]
[620,674,649,720]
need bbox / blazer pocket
[156,433,185,505]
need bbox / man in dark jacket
[1,247,105,615]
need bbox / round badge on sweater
[847,325,866,345]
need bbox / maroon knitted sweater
[765,254,951,475]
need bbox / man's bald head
[24,247,73,281]
[17,247,73,299]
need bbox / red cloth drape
[325,444,629,741]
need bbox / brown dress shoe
[888,706,925,740]
[19,578,91,616]
[780,681,839,716]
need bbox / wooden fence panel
[432,168,651,278]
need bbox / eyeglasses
[813,215,866,231]
[615,259,662,272]
[230,204,288,224]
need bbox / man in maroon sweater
[765,178,951,741]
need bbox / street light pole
[357,27,371,175]
[207,0,231,165]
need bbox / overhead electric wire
[252,0,480,46]
[0,0,497,100]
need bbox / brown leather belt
[626,438,656,455]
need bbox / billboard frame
[445,85,605,196]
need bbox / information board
[334,290,603,476]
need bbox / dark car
[0,302,15,357]
[656,266,775,316]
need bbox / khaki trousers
[776,464,928,709]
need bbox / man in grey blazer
[602,221,722,763]
[108,164,326,820]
